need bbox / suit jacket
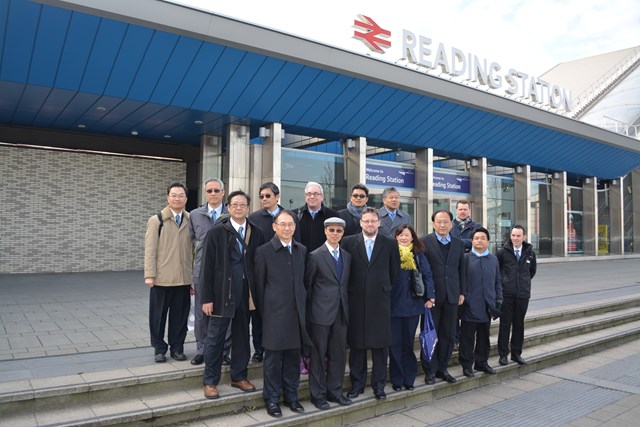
[421,233,467,305]
[189,203,228,286]
[377,207,411,237]
[248,204,283,241]
[305,244,351,326]
[254,236,312,350]
[341,233,400,349]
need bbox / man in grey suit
[377,187,411,237]
[305,217,352,410]
[420,210,467,385]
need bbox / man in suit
[420,210,466,385]
[200,190,265,400]
[337,183,369,236]
[247,181,284,363]
[377,187,412,237]
[305,217,352,410]
[189,177,228,365]
[254,210,312,418]
[341,207,400,400]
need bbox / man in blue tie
[496,225,537,366]
[144,182,193,363]
[188,178,228,365]
[377,187,411,237]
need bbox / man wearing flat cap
[304,217,352,410]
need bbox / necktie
[175,214,181,226]
[237,226,244,253]
[287,245,292,254]
[516,249,521,260]
[388,211,396,222]
[332,249,339,261]
[210,210,217,223]
[366,239,373,261]
[310,211,317,219]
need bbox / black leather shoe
[463,368,475,377]
[404,384,414,391]
[373,390,387,400]
[170,352,187,361]
[346,388,364,398]
[511,354,527,365]
[154,353,166,363]
[499,356,509,366]
[441,371,457,383]
[251,350,263,363]
[284,400,305,413]
[392,384,402,391]
[327,395,352,406]
[190,354,204,365]
[311,399,330,410]
[222,355,232,366]
[475,363,496,375]
[266,403,282,418]
[425,374,436,385]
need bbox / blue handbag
[420,308,438,362]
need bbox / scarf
[457,217,472,228]
[346,202,366,219]
[471,247,490,257]
[399,244,417,270]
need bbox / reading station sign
[353,15,572,113]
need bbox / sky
[173,0,639,77]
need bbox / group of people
[144,181,537,418]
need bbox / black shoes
[154,353,166,363]
[373,389,387,400]
[474,363,496,375]
[311,399,330,410]
[327,395,352,406]
[463,368,475,377]
[404,384,415,391]
[190,354,204,365]
[170,352,187,361]
[436,370,457,383]
[425,374,436,385]
[251,350,264,363]
[346,388,364,398]
[511,354,527,365]
[499,356,509,366]
[266,403,282,418]
[283,400,305,413]
[222,355,232,366]
[392,384,402,391]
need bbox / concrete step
[1,296,639,426]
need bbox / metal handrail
[601,116,640,138]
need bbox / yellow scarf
[399,244,417,270]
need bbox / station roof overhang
[2,0,639,180]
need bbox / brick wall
[0,145,186,274]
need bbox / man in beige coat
[144,182,194,363]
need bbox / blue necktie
[175,214,181,226]
[388,211,396,222]
[366,239,373,261]
[237,226,244,253]
[287,245,292,254]
[515,249,521,260]
[332,249,339,261]
[210,210,217,223]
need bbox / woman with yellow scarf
[389,224,435,391]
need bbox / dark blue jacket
[391,251,435,317]
[461,252,502,323]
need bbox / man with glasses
[188,178,228,365]
[295,182,338,252]
[305,217,352,410]
[200,190,265,399]
[144,182,193,363]
[341,207,400,401]
[377,187,412,237]
[254,210,311,418]
[247,182,284,363]
[338,183,369,236]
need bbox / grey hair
[204,177,224,190]
[305,181,324,195]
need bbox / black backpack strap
[157,211,163,237]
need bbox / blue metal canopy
[1,0,639,179]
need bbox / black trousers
[389,315,420,387]
[263,348,301,405]
[308,308,348,401]
[149,285,190,355]
[459,320,490,369]
[349,347,388,393]
[250,309,264,352]
[498,296,529,357]
[202,304,250,385]
[424,301,457,375]
[194,284,232,356]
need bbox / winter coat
[496,240,537,299]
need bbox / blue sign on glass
[366,164,415,189]
[433,172,470,194]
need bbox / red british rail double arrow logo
[352,15,391,54]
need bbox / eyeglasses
[305,192,322,198]
[259,194,272,199]
[206,188,222,194]
[229,203,248,209]
[361,219,379,224]
[169,194,186,199]
[351,194,367,199]
[275,222,295,228]
[326,228,344,233]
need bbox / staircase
[1,294,640,426]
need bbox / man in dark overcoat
[341,207,400,401]
[254,210,312,418]
[420,209,467,385]
[305,217,352,410]
[200,190,265,400]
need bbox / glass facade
[486,175,515,251]
[598,188,611,254]
[623,174,634,253]
[530,179,552,256]
[567,187,584,254]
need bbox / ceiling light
[96,106,106,112]
[131,130,139,136]
[194,120,204,125]
[77,124,86,128]
[164,135,171,139]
